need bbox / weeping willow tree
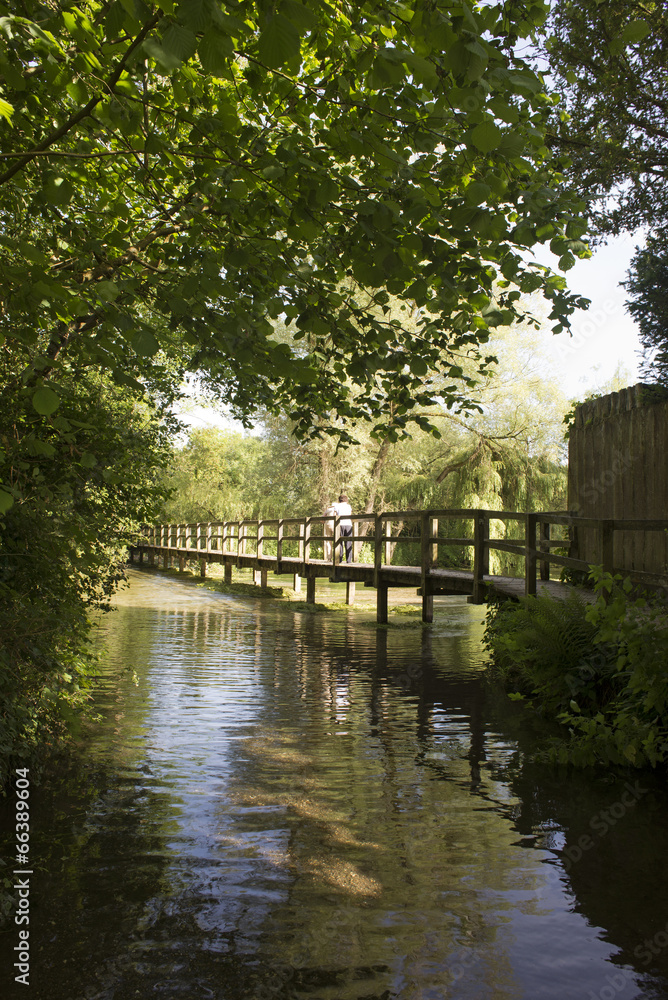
[164,322,569,574]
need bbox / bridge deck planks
[137,544,599,613]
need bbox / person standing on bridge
[331,494,353,563]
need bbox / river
[1,568,668,1000]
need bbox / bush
[484,570,668,768]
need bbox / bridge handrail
[141,509,668,597]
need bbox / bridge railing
[140,510,668,597]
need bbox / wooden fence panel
[569,385,668,577]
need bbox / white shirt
[331,501,352,528]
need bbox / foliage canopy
[1,0,588,492]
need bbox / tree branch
[0,13,162,186]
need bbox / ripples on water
[2,569,668,1000]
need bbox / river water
[2,568,668,1000]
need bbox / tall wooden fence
[568,384,668,579]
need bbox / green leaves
[0,96,13,123]
[0,487,14,513]
[617,19,650,47]
[0,0,588,452]
[468,121,503,153]
[161,22,197,63]
[198,28,233,75]
[130,330,160,357]
[258,14,301,68]
[32,387,61,416]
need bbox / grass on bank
[484,568,668,768]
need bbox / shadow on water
[1,568,667,1000]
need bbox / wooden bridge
[132,510,668,622]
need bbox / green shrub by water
[484,570,668,768]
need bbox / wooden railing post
[333,517,340,569]
[277,519,284,565]
[525,512,538,596]
[373,514,383,588]
[257,520,264,559]
[352,521,359,563]
[304,518,311,567]
[472,509,488,604]
[420,512,433,623]
[539,520,550,581]
[298,520,305,562]
[206,522,212,553]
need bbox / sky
[177,233,645,431]
[534,233,643,397]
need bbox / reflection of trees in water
[221,606,530,999]
[506,761,668,989]
[8,583,668,1000]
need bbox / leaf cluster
[485,570,668,768]
[0,0,589,458]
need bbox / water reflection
[1,569,667,1000]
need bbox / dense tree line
[163,324,570,573]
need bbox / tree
[542,1,668,382]
[624,236,668,386]
[0,0,589,505]
[0,367,173,785]
[544,1,666,239]
[164,321,570,574]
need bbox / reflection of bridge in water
[133,509,668,622]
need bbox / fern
[484,574,668,768]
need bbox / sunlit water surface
[2,569,668,1000]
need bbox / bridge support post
[293,574,301,594]
[306,575,316,604]
[224,562,232,585]
[346,581,356,605]
[178,555,185,573]
[525,513,538,596]
[377,583,388,623]
[471,510,489,604]
[200,559,206,578]
[261,568,268,588]
[421,588,433,623]
[421,512,434,622]
[163,552,169,570]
